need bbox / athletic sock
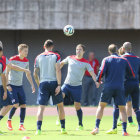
[128,116,133,123]
[20,108,26,125]
[37,121,42,130]
[113,105,119,129]
[95,119,101,128]
[60,119,65,129]
[76,109,83,126]
[8,107,17,120]
[0,115,3,120]
[135,109,140,131]
[122,122,127,132]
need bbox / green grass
[0,115,139,140]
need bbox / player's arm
[60,56,69,69]
[55,62,61,95]
[26,71,35,93]
[96,58,107,83]
[1,73,7,100]
[33,67,40,88]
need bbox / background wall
[0,30,140,105]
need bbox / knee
[119,106,126,112]
[14,104,19,108]
[20,104,26,108]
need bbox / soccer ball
[63,25,74,36]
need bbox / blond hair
[18,44,29,52]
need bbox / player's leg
[116,89,128,136]
[35,82,49,135]
[18,86,27,131]
[52,82,67,134]
[56,93,65,126]
[106,104,119,134]
[130,86,140,135]
[126,100,136,127]
[7,85,19,130]
[70,85,83,130]
[74,102,83,130]
[91,88,111,135]
[91,102,107,135]
[36,105,45,135]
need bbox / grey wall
[1,0,140,29]
[0,30,140,105]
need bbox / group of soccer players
[0,39,140,136]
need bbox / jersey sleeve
[34,56,39,68]
[6,57,9,65]
[86,63,94,72]
[62,56,69,64]
[96,58,107,83]
[0,64,3,74]
[56,54,61,63]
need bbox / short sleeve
[62,56,69,64]
[6,58,9,65]
[0,64,3,74]
[56,54,61,63]
[86,63,94,72]
[34,56,39,68]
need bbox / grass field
[0,115,140,140]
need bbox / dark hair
[44,39,54,48]
[76,44,86,51]
[108,44,118,53]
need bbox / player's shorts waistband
[63,84,82,88]
[9,84,23,87]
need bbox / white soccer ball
[63,25,74,36]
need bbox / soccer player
[60,44,98,130]
[107,42,140,135]
[6,44,35,131]
[34,40,66,135]
[0,42,30,134]
[91,44,135,136]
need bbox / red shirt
[85,59,99,76]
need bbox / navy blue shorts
[125,83,139,109]
[0,86,12,108]
[61,84,82,103]
[100,87,126,106]
[37,81,63,105]
[9,85,26,105]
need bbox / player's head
[123,42,132,53]
[44,39,54,51]
[76,44,85,57]
[0,41,3,57]
[118,46,125,56]
[88,52,95,61]
[18,44,29,57]
[108,44,118,55]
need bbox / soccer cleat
[91,128,99,135]
[19,125,26,131]
[136,131,140,136]
[35,129,41,135]
[61,128,67,134]
[0,130,4,135]
[56,119,60,126]
[76,125,84,131]
[7,120,13,131]
[106,128,117,134]
[129,122,136,127]
[117,121,122,126]
[122,132,129,136]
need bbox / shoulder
[9,55,29,62]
